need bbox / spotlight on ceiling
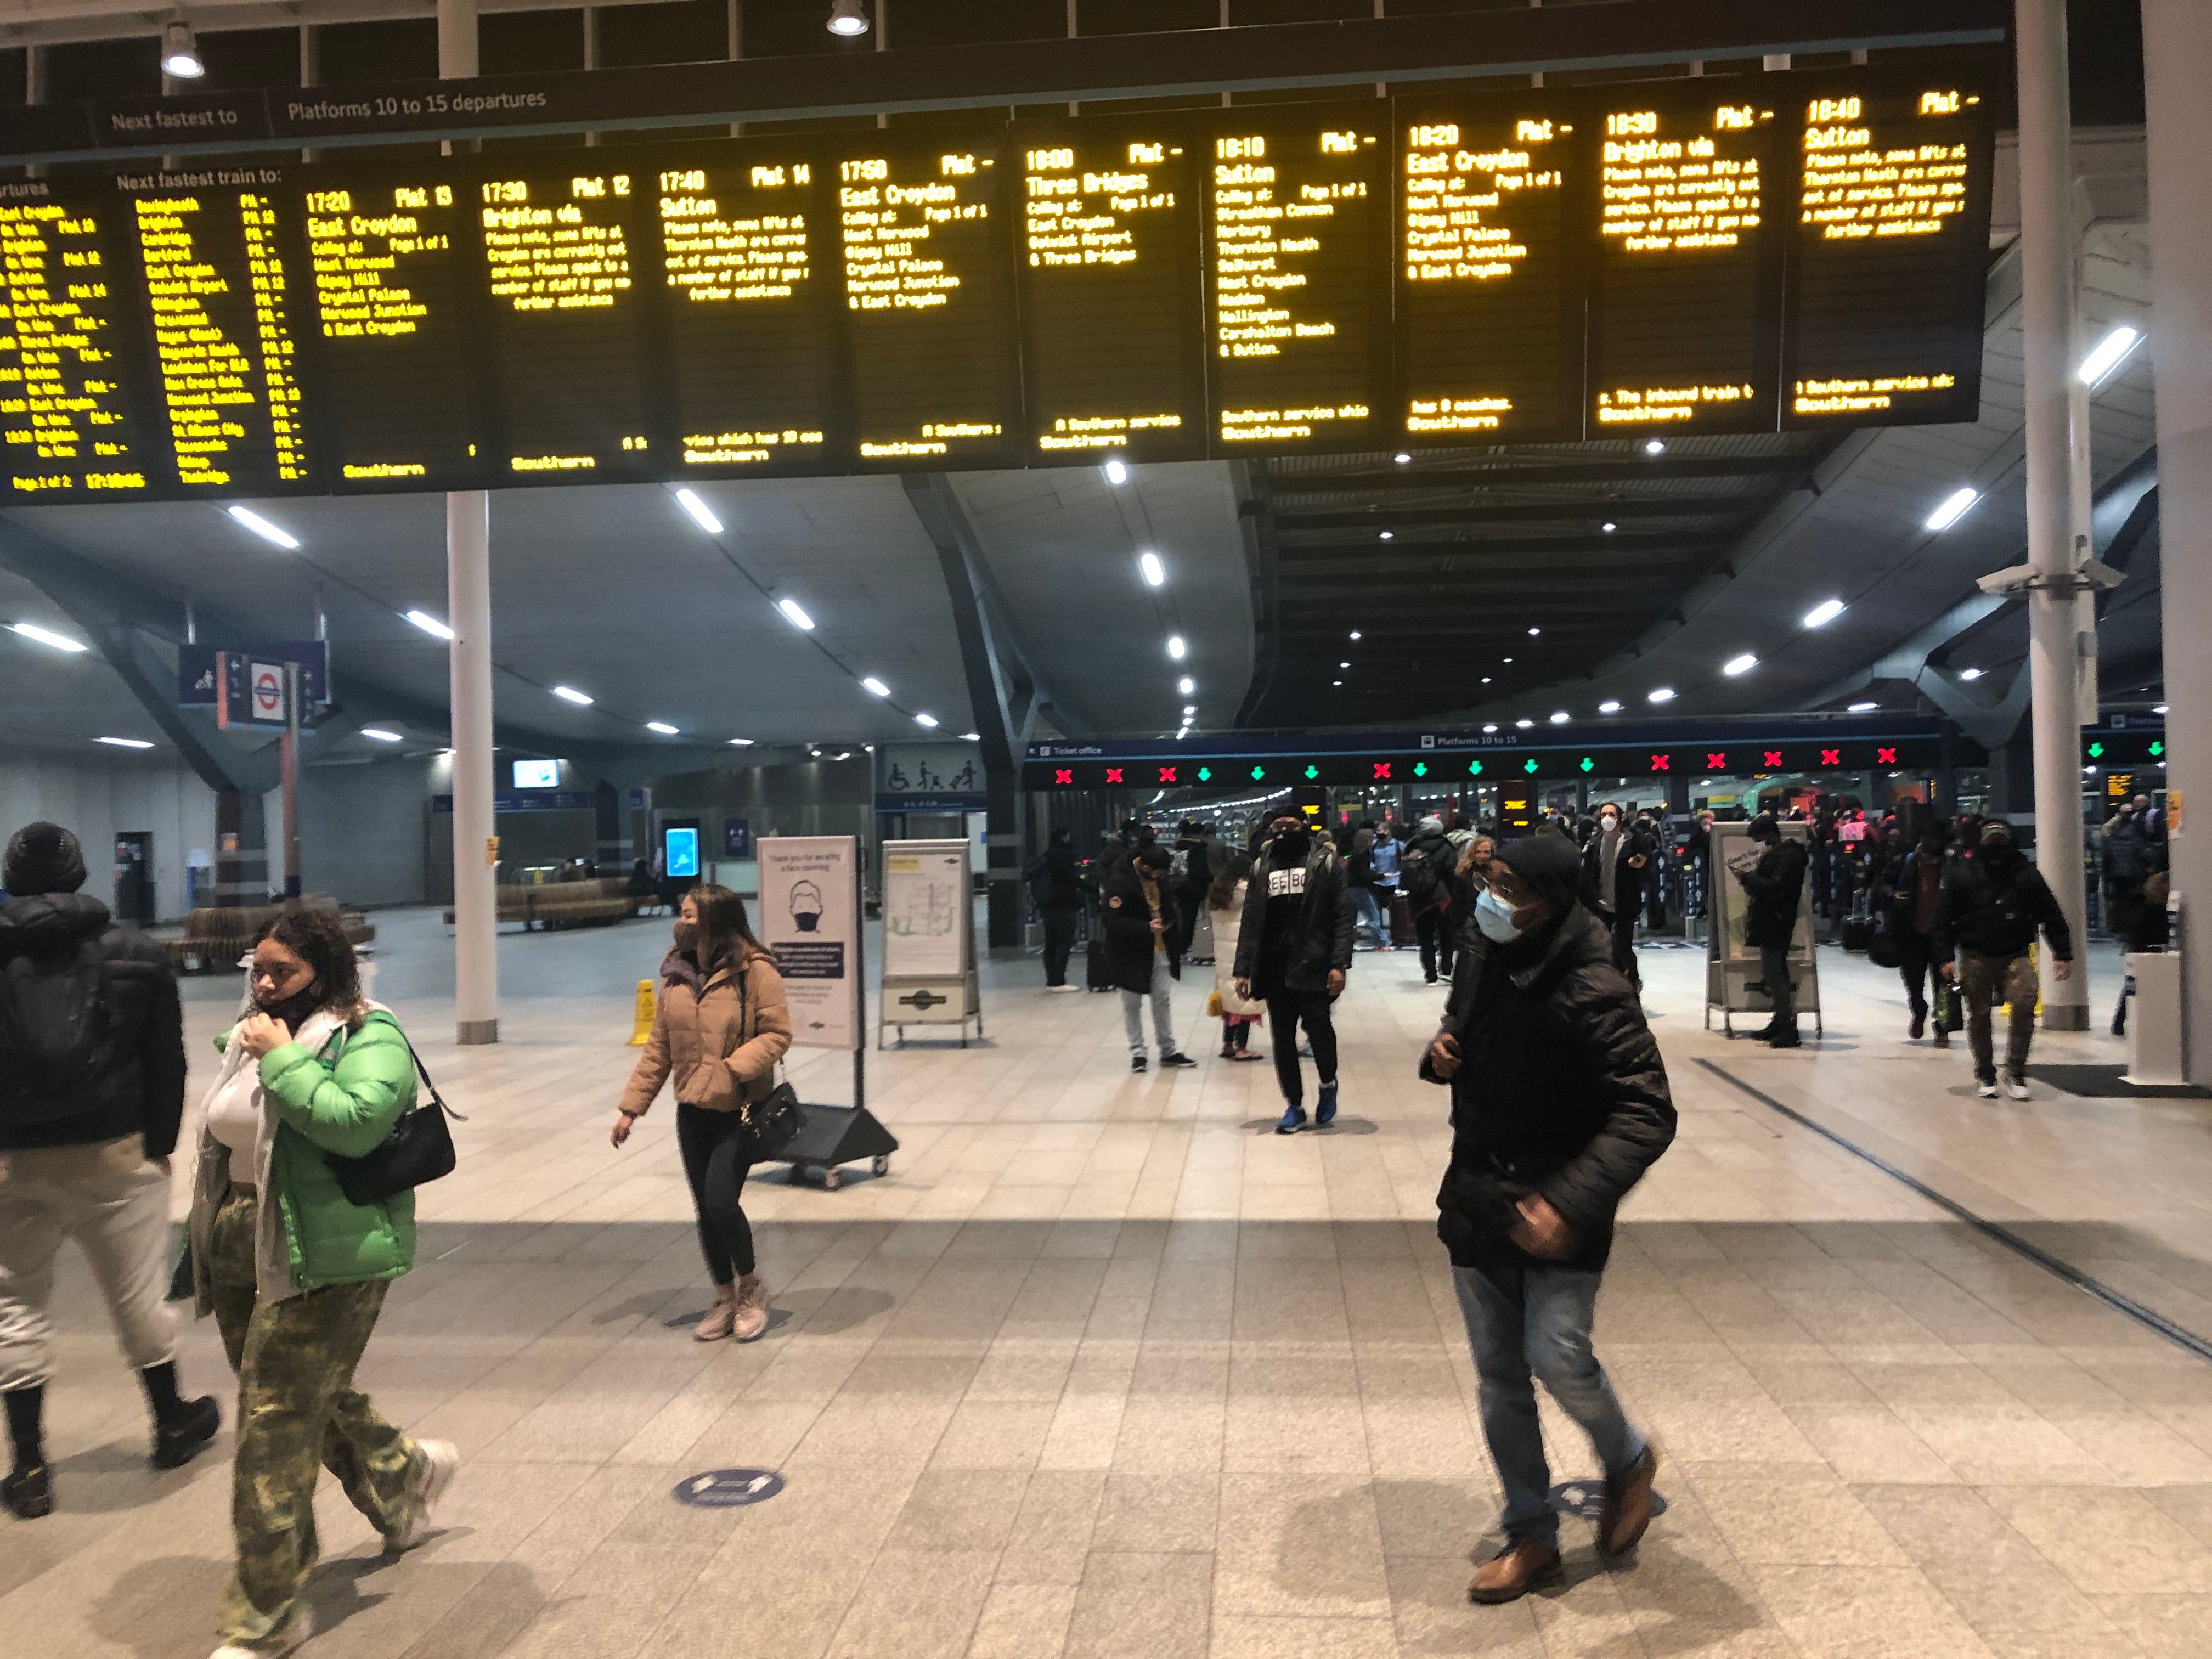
[1647,687,1676,704]
[1598,700,1622,714]
[1348,630,1361,641]
[826,0,871,36]
[673,487,723,534]
[1723,653,1758,677]
[404,609,455,641]
[1379,530,1394,541]
[1802,597,1846,629]
[1643,438,1666,456]
[1957,666,1983,681]
[1926,487,1979,533]
[1848,702,1878,713]
[2078,323,2141,387]
[861,676,891,697]
[1177,675,1194,695]
[1138,550,1165,587]
[1104,457,1128,486]
[161,19,204,78]
[776,596,815,630]
[1167,635,1187,660]
[1549,710,1570,724]
[646,721,680,736]
[1393,451,1411,464]
[913,712,939,728]
[552,685,593,706]
[225,504,297,548]
[1601,521,1618,533]
[1515,719,1534,730]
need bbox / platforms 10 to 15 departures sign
[2,67,1993,502]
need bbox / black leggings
[676,1103,757,1285]
[1266,990,1338,1105]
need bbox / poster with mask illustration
[757,836,861,1051]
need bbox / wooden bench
[441,876,638,931]
[163,896,376,973]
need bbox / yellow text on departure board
[0,195,145,493]
[1799,94,1972,241]
[1600,106,1764,253]
[136,191,307,486]
[659,163,812,302]
[306,184,452,340]
[482,176,633,312]
[839,151,985,315]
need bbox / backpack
[1401,842,1442,910]
[0,936,114,1126]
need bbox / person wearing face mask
[613,885,793,1334]
[1733,814,1810,1048]
[1234,812,1355,1132]
[189,905,454,1659]
[1401,815,1459,985]
[1421,834,1675,1604]
[1932,820,2073,1099]
[1578,803,1653,991]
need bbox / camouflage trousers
[207,1185,424,1646]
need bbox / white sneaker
[1976,1079,2000,1099]
[2004,1075,2032,1101]
[1046,984,1081,994]
[383,1439,459,1553]
[210,1604,314,1658]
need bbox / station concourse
[1,3,2210,1658]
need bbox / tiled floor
[9,908,2212,1657]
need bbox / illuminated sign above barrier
[4,69,1993,503]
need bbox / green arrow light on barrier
[1579,756,1595,774]
[1523,758,1539,775]
[1413,761,1429,778]
[1305,764,1319,781]
[2087,741,2104,759]
[1249,765,1265,781]
[1468,760,1483,777]
[1196,766,1211,782]
[2150,740,2165,758]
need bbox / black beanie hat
[3,822,88,896]
[1496,831,1582,915]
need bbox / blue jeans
[1451,1264,1647,1548]
[1351,886,1388,945]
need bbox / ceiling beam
[1277,498,1771,531]
[1267,454,1822,495]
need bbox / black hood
[0,891,112,957]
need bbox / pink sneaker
[732,1278,770,1342]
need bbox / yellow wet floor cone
[627,979,656,1046]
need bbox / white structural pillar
[2014,0,2090,1028]
[2142,0,2212,1079]
[441,0,499,1043]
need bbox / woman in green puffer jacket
[188,906,458,1659]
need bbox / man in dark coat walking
[1025,827,1085,992]
[1098,842,1195,1073]
[1933,819,2074,1099]
[1579,802,1654,990]
[1422,832,1675,1603]
[1234,811,1355,1132]
[1733,814,1809,1047]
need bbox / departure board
[1205,104,1390,455]
[656,142,840,474]
[475,164,656,480]
[1016,117,1204,464]
[835,138,1020,469]
[1396,94,1582,442]
[0,69,2000,504]
[298,172,483,490]
[1784,81,1989,428]
[120,167,312,492]
[1,179,159,498]
[1588,93,1784,434]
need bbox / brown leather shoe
[1467,1537,1563,1604]
[1598,1446,1658,1557]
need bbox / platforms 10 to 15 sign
[0,69,1991,503]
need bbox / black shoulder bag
[731,958,804,1162]
[325,1021,469,1207]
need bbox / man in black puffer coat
[1733,813,1809,1047]
[0,822,218,1521]
[1421,832,1675,1605]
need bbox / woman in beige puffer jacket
[612,884,791,1340]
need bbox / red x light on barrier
[1706,753,1728,771]
[1650,754,1671,771]
[1763,751,1783,769]
[1104,767,1124,784]
[1054,768,1073,786]
[1158,766,1177,784]
[1820,749,1841,767]
[1877,747,1898,765]
[1373,761,1392,780]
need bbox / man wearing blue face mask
[1421,832,1676,1605]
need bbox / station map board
[2,69,1994,502]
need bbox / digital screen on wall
[512,758,560,789]
[3,69,1993,503]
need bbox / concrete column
[446,492,498,1043]
[2014,0,2090,1028]
[2142,0,2212,1079]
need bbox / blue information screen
[664,826,700,879]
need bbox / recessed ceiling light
[1644,438,1666,456]
[826,0,870,36]
[161,20,205,78]
[552,685,593,705]
[646,721,680,735]
[673,487,723,534]
[1647,687,1675,703]
[861,676,891,697]
[1527,627,1541,636]
[1167,635,1187,660]
[1926,487,1979,532]
[1339,661,1350,668]
[1183,704,1196,715]
[225,504,297,549]
[728,737,755,746]
[2079,323,2141,387]
[2154,703,2169,714]
[1848,702,1878,713]
[1393,451,1412,464]
[1177,675,1195,694]
[1957,666,1983,681]
[1503,656,1514,663]
[1379,531,1394,541]
[1333,679,1343,686]
[1602,521,1617,533]
[1104,458,1129,485]
[1138,550,1165,587]
[1803,598,1846,629]
[776,596,815,630]
[1599,699,1622,713]
[1549,710,1570,724]
[8,621,87,653]
[1723,653,1758,676]
[404,609,455,640]
[914,712,939,727]
[1480,676,1492,684]
[961,732,980,741]
[360,727,403,742]
[1482,723,1498,733]
[1516,719,1534,730]
[1348,630,1361,640]
[96,736,154,749]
